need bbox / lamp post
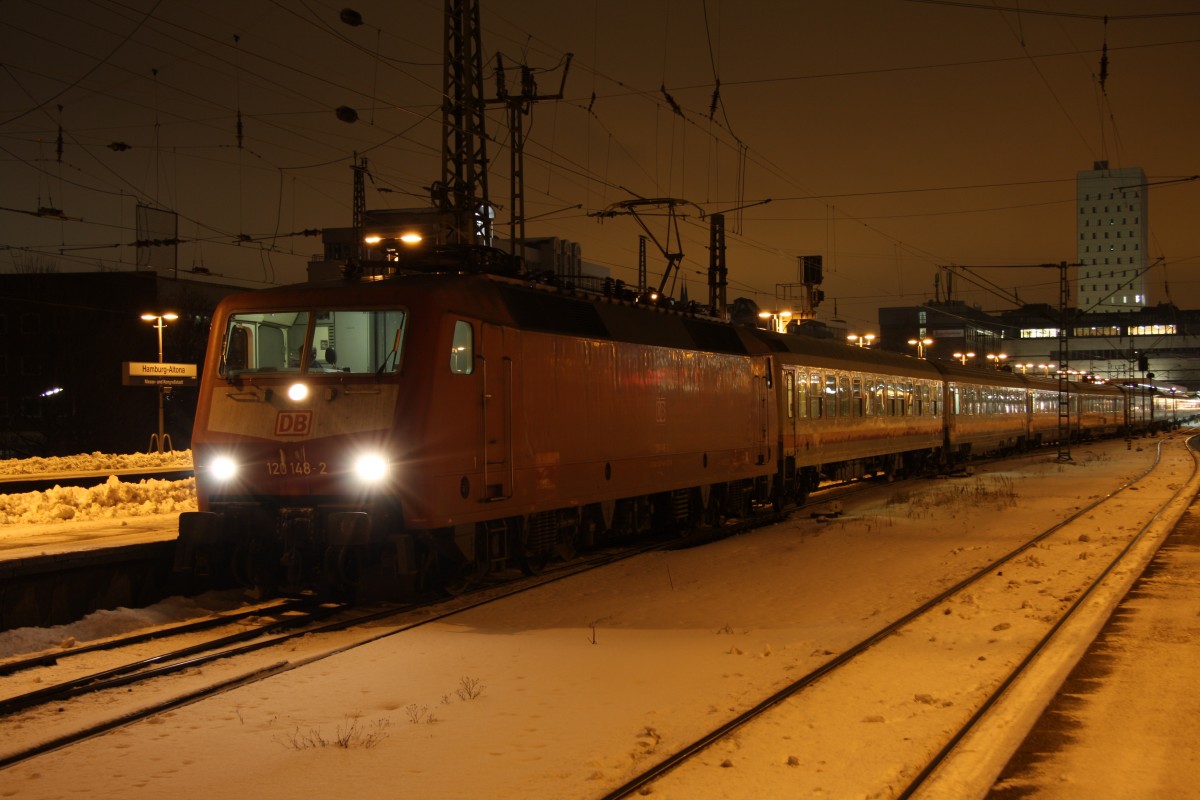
[759,309,793,333]
[907,337,933,358]
[986,353,1008,369]
[141,312,178,453]
[848,333,875,348]
[952,351,975,365]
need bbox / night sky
[2,0,1198,332]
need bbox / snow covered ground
[0,436,1195,799]
[0,451,192,479]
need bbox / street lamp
[848,333,875,348]
[141,312,178,453]
[758,309,793,333]
[952,351,975,365]
[986,353,1008,369]
[907,337,933,358]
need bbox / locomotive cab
[177,298,417,596]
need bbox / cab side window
[450,321,474,374]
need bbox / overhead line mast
[434,0,491,246]
[489,53,573,258]
[940,261,1076,462]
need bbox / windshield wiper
[375,328,403,376]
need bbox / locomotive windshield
[221,308,407,377]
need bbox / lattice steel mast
[433,0,491,245]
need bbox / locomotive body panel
[509,331,772,505]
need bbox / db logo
[275,411,313,436]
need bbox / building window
[1128,324,1174,335]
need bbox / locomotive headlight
[287,382,309,402]
[211,456,238,481]
[353,453,389,483]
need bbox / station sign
[123,361,198,387]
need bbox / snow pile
[0,474,197,525]
[0,451,197,526]
[0,450,192,477]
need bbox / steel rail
[600,435,1183,799]
[896,434,1200,798]
[0,533,680,768]
[0,597,312,677]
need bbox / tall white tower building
[1076,161,1148,312]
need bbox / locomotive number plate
[266,447,327,476]
[266,459,328,476]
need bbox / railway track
[598,433,1200,799]
[1,436,1188,791]
[0,527,704,770]
[0,499,805,764]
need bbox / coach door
[756,358,772,465]
[479,323,513,500]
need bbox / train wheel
[610,498,652,539]
[556,511,580,561]
[233,539,279,597]
[578,506,603,548]
[323,546,361,597]
[518,546,547,576]
[792,472,811,506]
[704,485,727,528]
[414,539,471,597]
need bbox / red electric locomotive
[175,250,780,596]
